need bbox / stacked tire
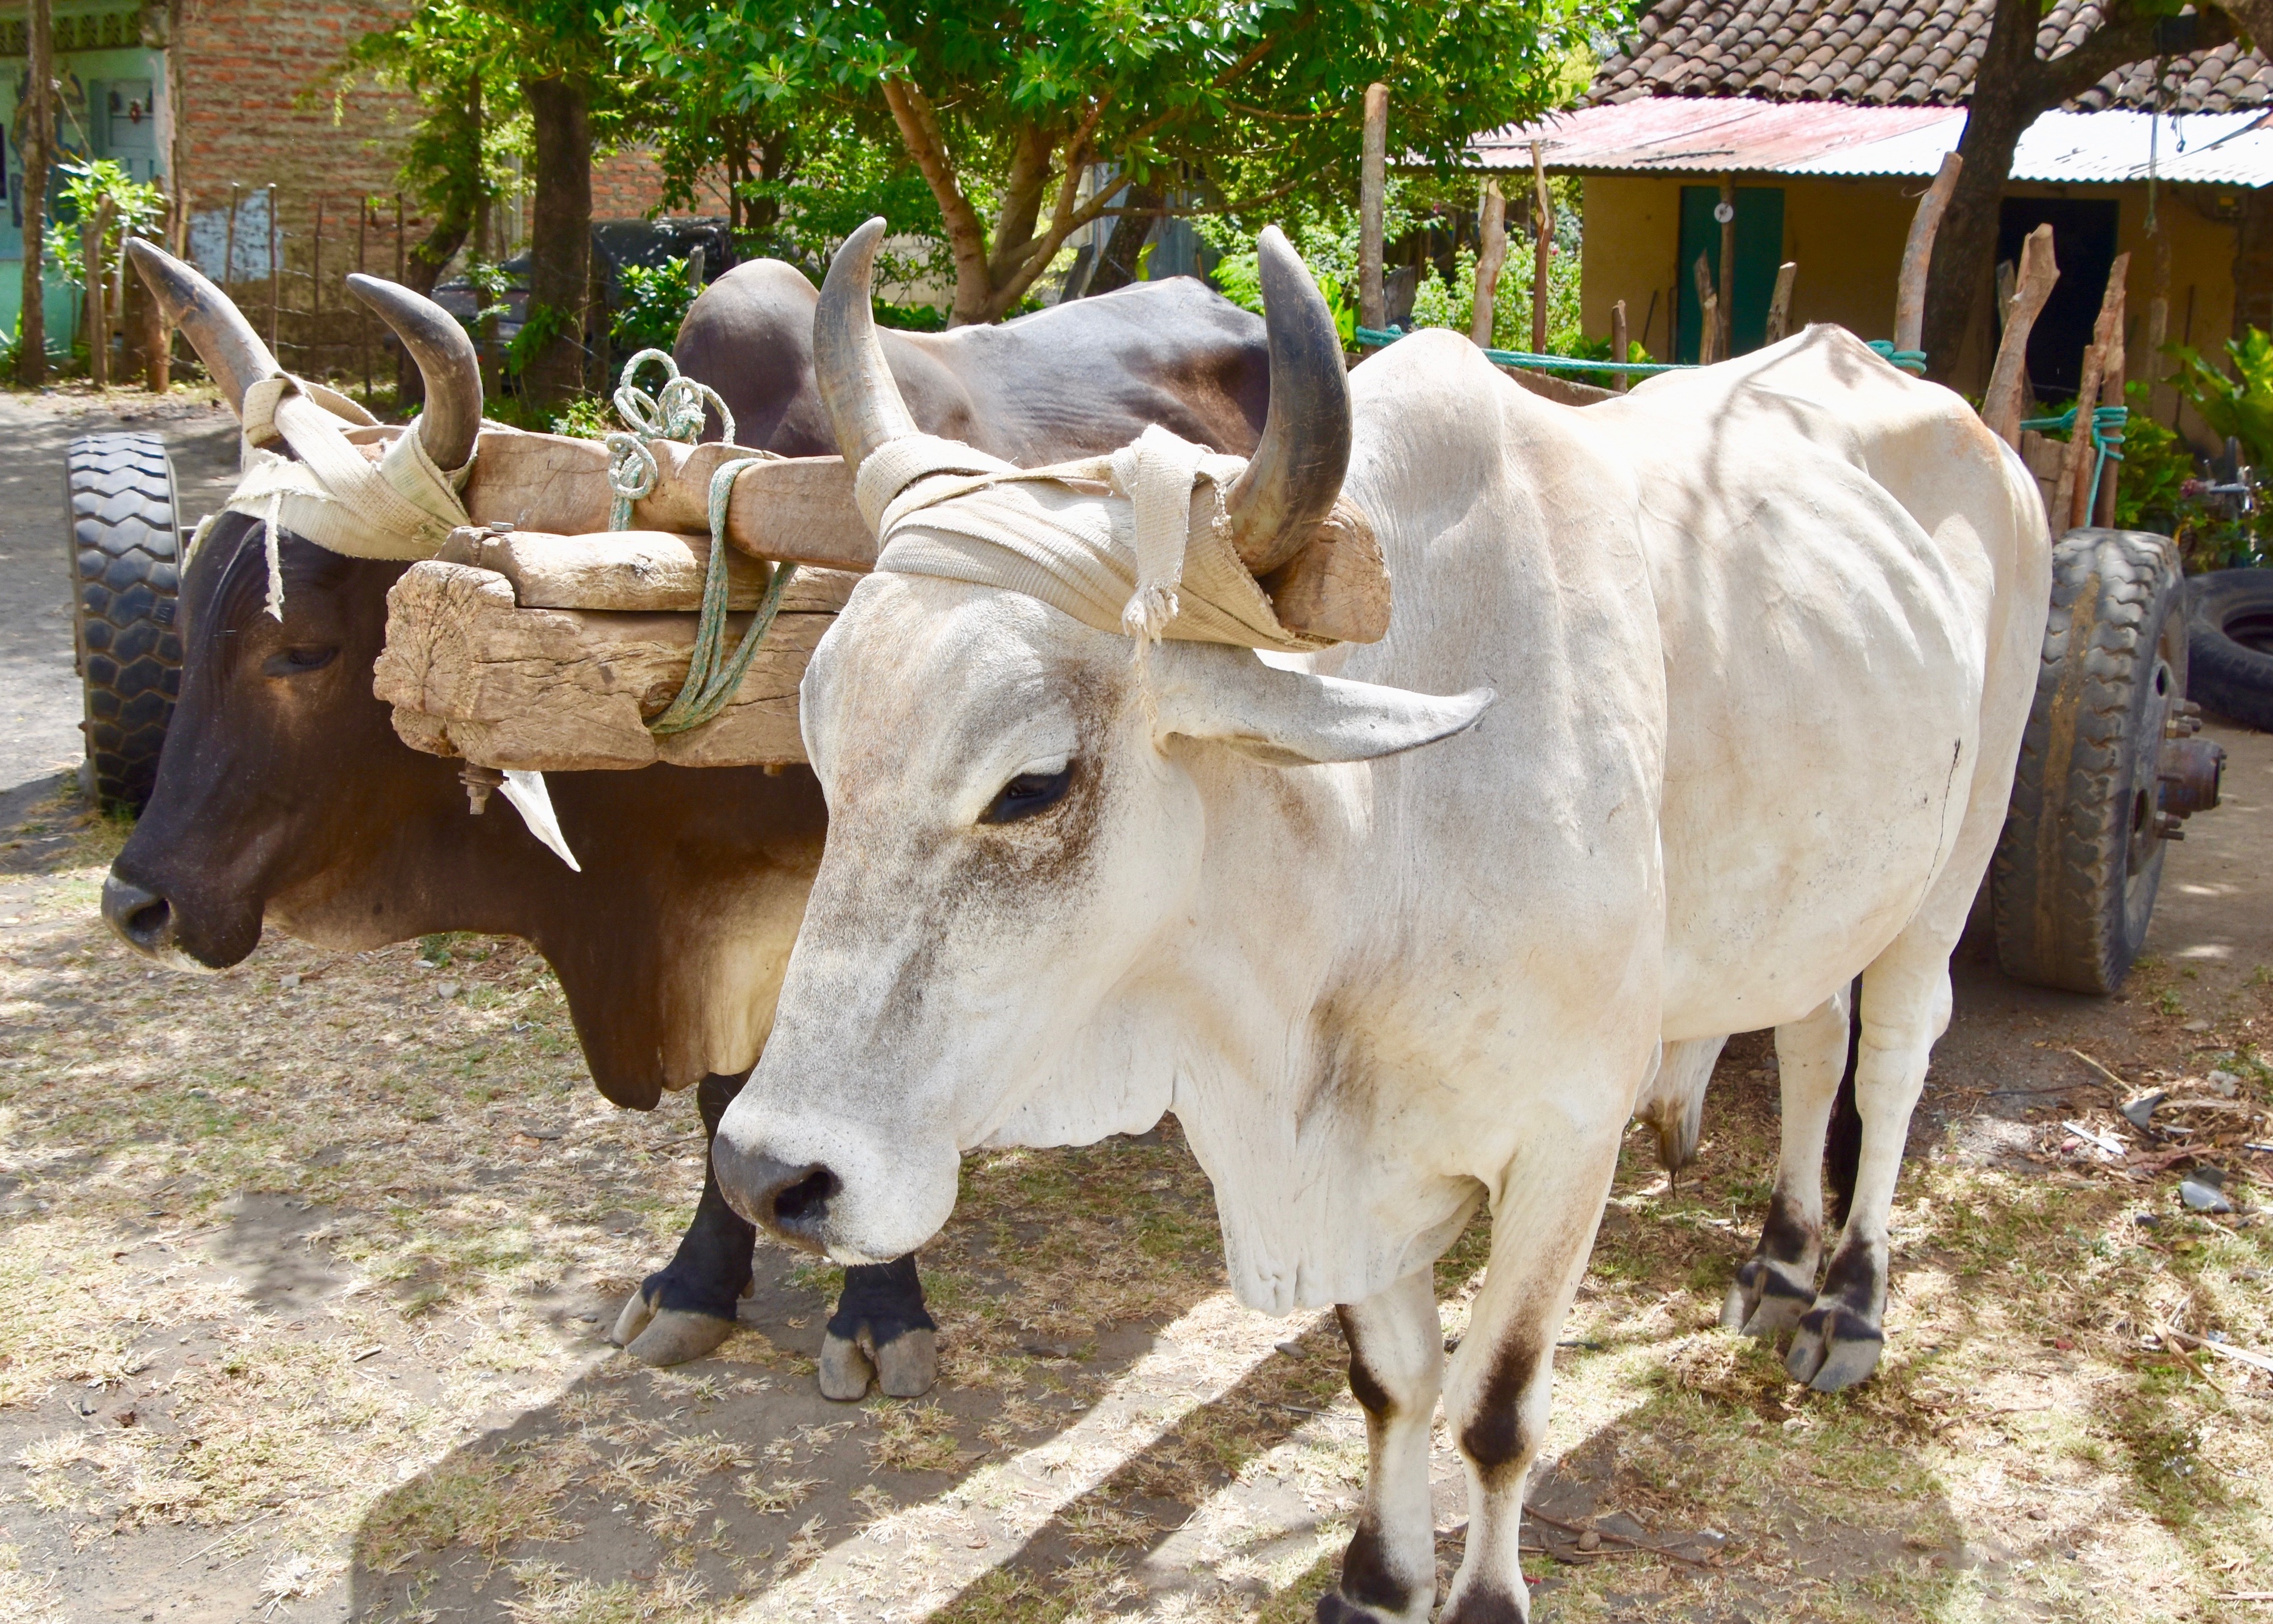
[66,433,184,810]
[2185,568,2273,734]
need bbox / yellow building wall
[1581,169,2244,417]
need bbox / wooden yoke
[384,424,1393,773]
[459,426,880,571]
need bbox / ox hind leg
[1784,942,1953,1391]
[1719,986,1854,1339]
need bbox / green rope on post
[594,348,793,738]
[646,457,798,736]
[2018,403,2128,518]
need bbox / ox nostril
[771,1166,841,1228]
[713,1140,842,1250]
[102,875,175,953]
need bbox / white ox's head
[711,224,1488,1264]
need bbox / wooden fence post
[358,195,372,401]
[1764,261,1797,344]
[1692,253,1718,365]
[1610,297,1629,392]
[2146,228,2175,426]
[267,184,280,356]
[83,198,113,388]
[2091,253,2130,527]
[1895,151,1962,357]
[1470,178,1507,349]
[1530,142,1553,355]
[1984,223,2058,448]
[1716,174,1735,359]
[1359,83,1388,332]
[2051,252,2127,531]
[223,184,240,294]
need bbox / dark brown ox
[102,242,1267,1393]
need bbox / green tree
[345,2,525,297]
[1919,0,2273,383]
[622,0,1588,326]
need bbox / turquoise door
[1676,186,1785,363]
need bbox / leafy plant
[2169,328,2273,472]
[45,158,164,286]
[610,256,698,354]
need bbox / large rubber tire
[66,433,184,810]
[1991,529,2187,996]
[2185,568,2273,732]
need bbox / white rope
[856,426,1331,654]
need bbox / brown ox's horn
[126,239,277,417]
[814,217,918,472]
[345,274,482,470]
[1221,227,1353,576]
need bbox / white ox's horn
[125,239,277,417]
[813,217,918,471]
[1218,226,1354,575]
[812,219,1350,578]
[344,273,483,470]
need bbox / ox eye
[981,764,1074,825]
[263,645,338,677]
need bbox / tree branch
[2031,7,2233,102]
[879,74,993,324]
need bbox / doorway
[1676,185,1785,362]
[1996,197,2120,398]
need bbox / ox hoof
[627,1308,736,1367]
[819,1332,876,1401]
[1315,1593,1427,1624]
[1721,1257,1815,1340]
[1784,1305,1884,1392]
[876,1327,938,1398]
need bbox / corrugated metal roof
[1473,101,1959,175]
[1473,101,2273,187]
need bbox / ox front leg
[819,1255,938,1401]
[1785,955,1950,1392]
[613,1071,756,1366]
[1317,1269,1442,1624]
[1720,986,1852,1340]
[1440,1129,1626,1623]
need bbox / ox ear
[1152,646,1493,767]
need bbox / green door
[1676,186,1785,363]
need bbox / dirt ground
[1,386,2270,1622]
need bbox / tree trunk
[397,76,481,406]
[1920,1,2042,384]
[1084,184,1159,297]
[17,0,51,385]
[522,74,593,407]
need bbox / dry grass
[4,775,2271,1620]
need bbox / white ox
[714,227,2048,1623]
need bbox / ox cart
[69,207,2221,1000]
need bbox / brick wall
[165,0,704,379]
[592,147,726,221]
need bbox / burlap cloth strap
[856,427,1333,653]
[226,374,473,563]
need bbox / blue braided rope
[2020,404,2129,518]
